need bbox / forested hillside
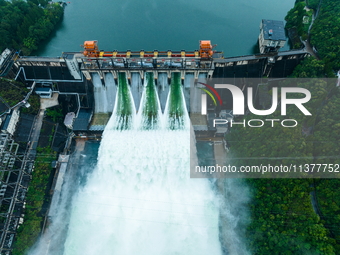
[234,0,340,249]
[285,0,340,77]
[227,78,340,254]
[228,0,340,253]
[0,0,64,55]
[309,0,340,70]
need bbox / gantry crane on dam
[65,40,223,83]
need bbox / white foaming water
[63,129,222,255]
[92,73,109,113]
[131,72,143,111]
[61,75,222,255]
[157,73,169,112]
[190,73,207,113]
[104,73,116,113]
[25,72,254,255]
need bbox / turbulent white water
[28,73,252,255]
[63,132,221,254]
[130,72,143,111]
[63,74,222,255]
[190,73,207,113]
[157,73,170,112]
[92,73,109,113]
[104,73,117,113]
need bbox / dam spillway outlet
[88,71,204,131]
[28,62,223,255]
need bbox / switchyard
[0,134,33,253]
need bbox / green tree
[46,107,63,122]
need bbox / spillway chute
[92,73,109,114]
[165,72,189,130]
[107,72,135,131]
[137,72,162,130]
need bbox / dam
[9,36,308,132]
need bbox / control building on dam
[7,20,309,132]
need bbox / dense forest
[227,78,340,254]
[309,0,340,71]
[227,0,340,253]
[285,0,340,77]
[0,0,64,55]
[285,1,312,45]
[247,179,336,254]
[315,179,340,246]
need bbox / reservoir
[38,0,295,57]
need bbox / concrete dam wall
[10,48,308,131]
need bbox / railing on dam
[213,49,308,65]
[12,48,310,83]
[78,57,214,71]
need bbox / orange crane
[82,41,99,57]
[198,40,216,59]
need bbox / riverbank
[0,1,64,56]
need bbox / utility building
[1,109,20,136]
[35,87,52,98]
[259,19,286,54]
